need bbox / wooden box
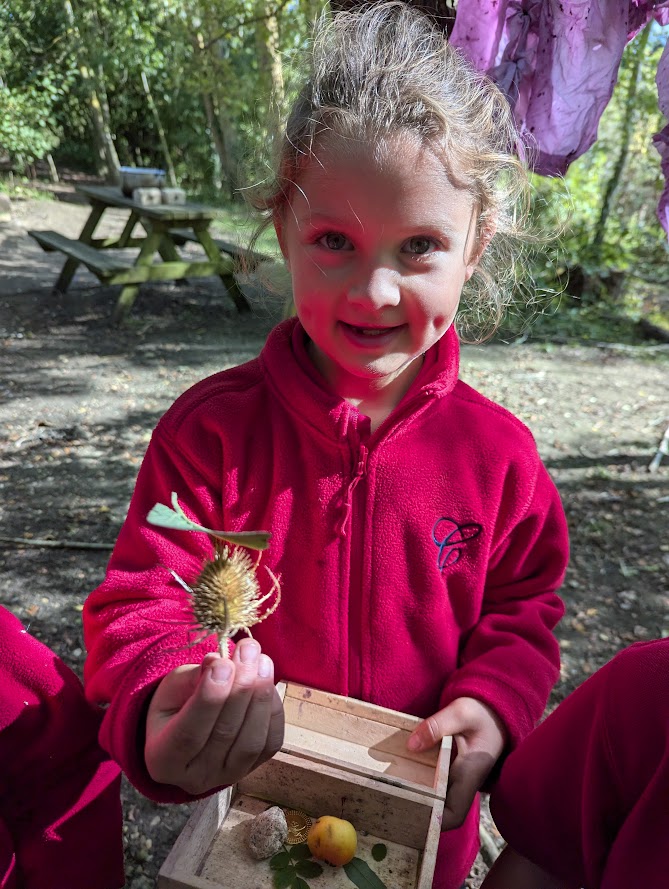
[158,682,451,889]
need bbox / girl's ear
[465,218,496,282]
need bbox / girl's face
[275,133,484,408]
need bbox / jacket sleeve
[0,607,124,889]
[440,459,568,750]
[489,639,669,889]
[83,420,225,802]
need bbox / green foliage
[1,0,312,191]
[268,843,390,889]
[0,0,74,168]
[343,857,389,889]
[270,844,324,888]
[0,88,61,167]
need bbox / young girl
[83,4,569,887]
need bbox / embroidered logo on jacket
[432,517,482,570]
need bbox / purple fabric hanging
[451,0,669,234]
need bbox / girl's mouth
[339,321,402,346]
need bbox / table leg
[113,225,164,322]
[157,235,190,287]
[117,211,142,248]
[54,202,105,293]
[193,225,251,312]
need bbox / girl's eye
[318,232,352,251]
[403,236,435,256]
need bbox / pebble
[246,806,288,860]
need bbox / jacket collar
[260,317,461,440]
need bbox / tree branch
[201,0,292,51]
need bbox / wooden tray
[158,682,451,889]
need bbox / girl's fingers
[204,640,263,748]
[145,658,238,787]
[146,641,283,793]
[223,655,285,777]
[441,749,497,830]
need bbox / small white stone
[246,806,288,860]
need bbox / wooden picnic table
[29,184,260,321]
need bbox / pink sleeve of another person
[489,639,669,889]
[0,606,124,889]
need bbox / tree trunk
[591,24,651,263]
[141,70,178,186]
[193,30,236,196]
[255,0,285,120]
[63,0,120,183]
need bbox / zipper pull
[337,445,368,537]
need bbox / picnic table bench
[28,184,263,321]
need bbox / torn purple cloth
[451,0,669,233]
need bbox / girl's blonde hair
[250,1,537,340]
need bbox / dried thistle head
[147,493,280,656]
[187,541,281,656]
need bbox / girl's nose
[347,265,400,308]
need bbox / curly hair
[249,1,538,340]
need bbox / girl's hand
[407,696,506,830]
[144,638,284,794]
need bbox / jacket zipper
[346,443,368,699]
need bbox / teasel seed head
[189,541,281,656]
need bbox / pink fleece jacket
[83,318,568,889]
[490,640,669,889]
[0,606,124,889]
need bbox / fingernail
[407,734,421,751]
[258,654,272,678]
[212,660,233,683]
[240,641,260,664]
[200,652,218,674]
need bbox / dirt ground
[1,192,668,889]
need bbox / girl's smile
[275,133,483,425]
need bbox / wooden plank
[285,683,424,733]
[28,229,132,276]
[105,259,232,286]
[170,228,269,268]
[281,739,439,797]
[284,695,438,769]
[281,684,449,795]
[157,790,230,889]
[238,751,434,850]
[416,797,444,889]
[75,184,216,221]
[433,735,452,800]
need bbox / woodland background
[2,0,669,340]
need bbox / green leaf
[371,844,387,862]
[343,857,388,889]
[146,492,271,550]
[270,850,291,870]
[292,879,310,889]
[273,867,296,889]
[289,843,312,861]
[295,860,323,878]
